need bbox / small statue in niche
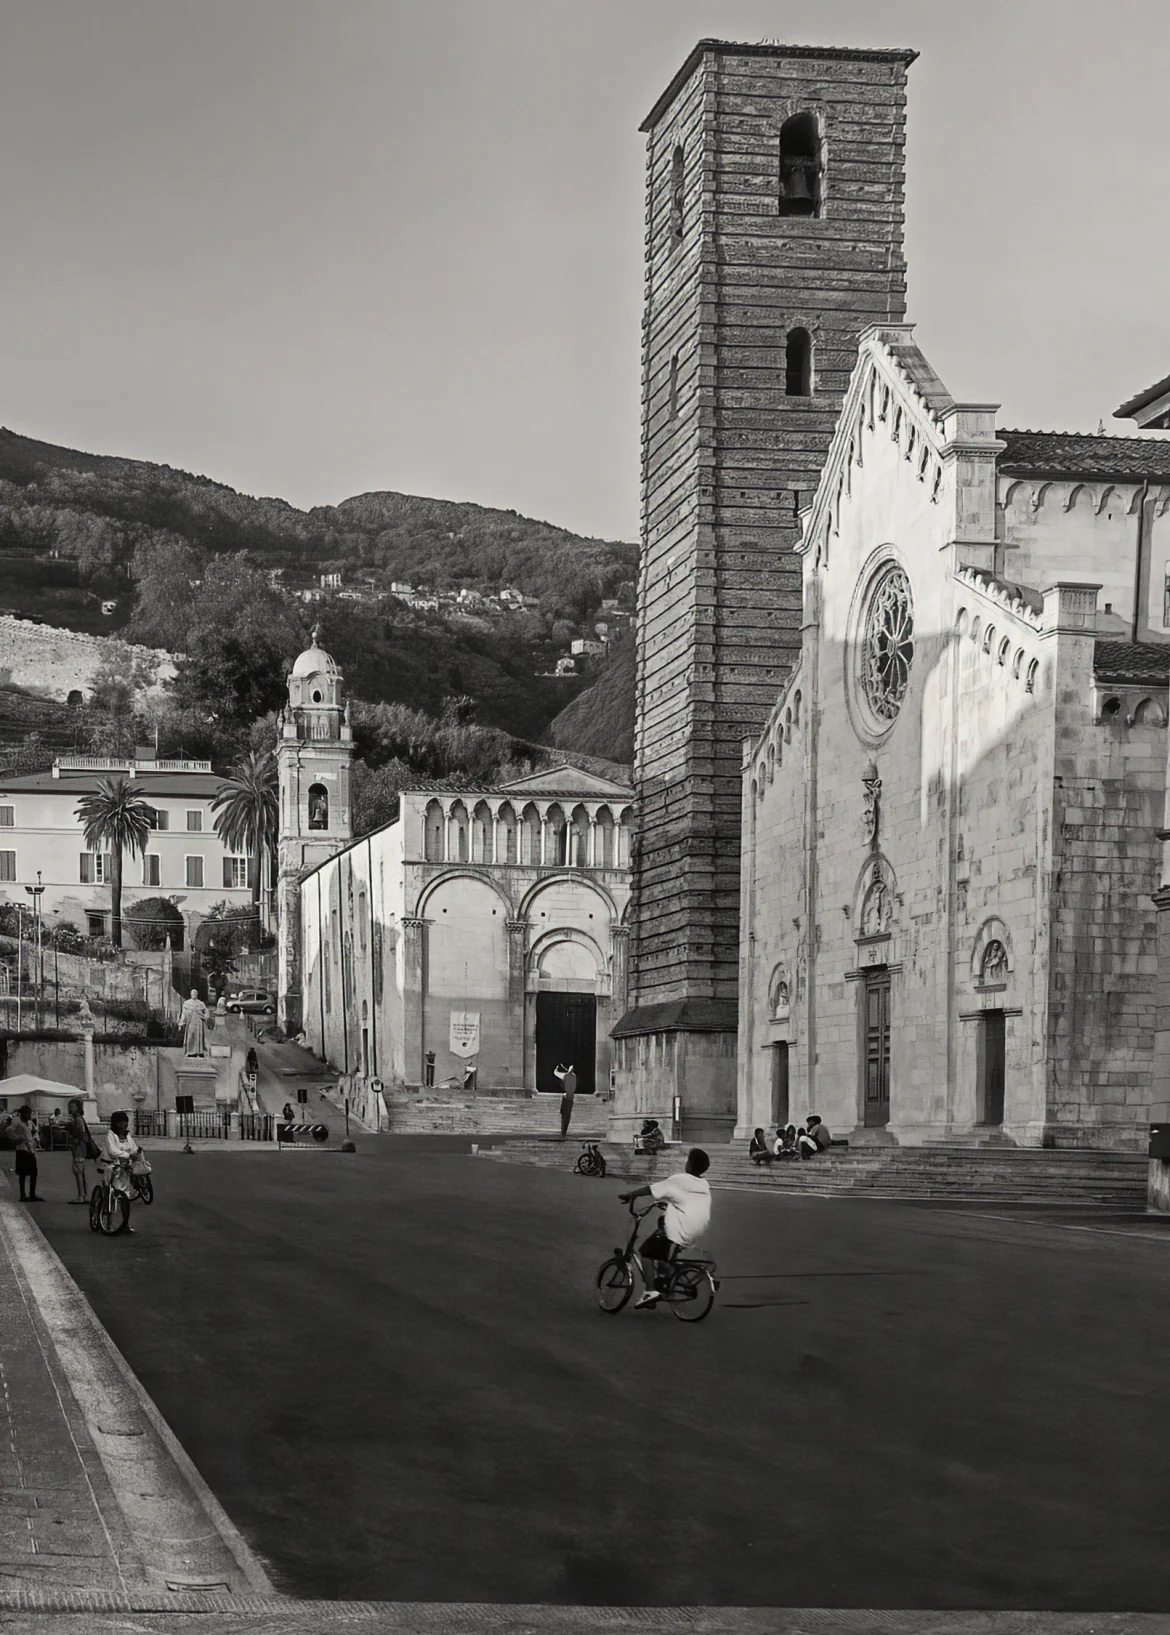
[981,939,1009,983]
[769,968,790,1019]
[860,876,891,937]
[862,772,882,848]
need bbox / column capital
[611,924,631,940]
[505,918,529,934]
[400,916,430,930]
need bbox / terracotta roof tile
[998,430,1170,482]
[1093,640,1170,683]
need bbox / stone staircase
[481,1138,1149,1208]
[382,1095,610,1138]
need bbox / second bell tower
[276,628,353,1034]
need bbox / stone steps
[382,1097,609,1138]
[481,1139,1148,1208]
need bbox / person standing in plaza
[554,1063,577,1138]
[10,1105,42,1203]
[65,1096,93,1204]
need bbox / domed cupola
[287,626,344,713]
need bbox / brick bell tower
[276,627,352,1035]
[612,39,916,1142]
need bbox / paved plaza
[7,1137,1168,1613]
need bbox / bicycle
[87,1150,152,1233]
[574,1141,607,1178]
[595,1200,718,1323]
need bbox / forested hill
[0,426,637,624]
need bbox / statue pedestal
[174,1059,220,1111]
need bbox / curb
[0,1594,1163,1634]
[0,1185,276,1598]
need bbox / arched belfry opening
[778,112,821,217]
[785,328,813,397]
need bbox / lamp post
[24,873,44,1030]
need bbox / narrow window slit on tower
[669,353,680,418]
[785,328,812,397]
[778,112,821,217]
[670,144,684,241]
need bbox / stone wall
[1046,709,1165,1143]
[0,616,174,702]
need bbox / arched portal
[533,937,598,1095]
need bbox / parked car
[226,988,276,1016]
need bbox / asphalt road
[21,1139,1170,1609]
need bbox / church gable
[799,324,1002,579]
[497,764,633,799]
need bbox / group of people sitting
[634,1118,667,1155]
[748,1114,832,1163]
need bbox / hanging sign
[449,1011,480,1057]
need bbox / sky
[2,0,1169,542]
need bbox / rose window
[860,566,914,724]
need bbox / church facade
[298,769,634,1097]
[738,326,1170,1150]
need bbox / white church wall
[419,874,514,1089]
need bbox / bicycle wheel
[136,1175,154,1205]
[88,1185,103,1233]
[666,1263,716,1323]
[98,1191,130,1236]
[595,1256,634,1314]
[574,1153,591,1175]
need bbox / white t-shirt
[649,1172,712,1248]
[106,1130,140,1161]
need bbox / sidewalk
[0,1168,274,1607]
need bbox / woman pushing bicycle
[95,1110,144,1235]
[618,1146,711,1310]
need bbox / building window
[143,854,161,887]
[1163,572,1170,627]
[0,851,14,883]
[223,856,248,889]
[87,912,107,939]
[785,328,813,397]
[80,853,108,885]
[148,808,169,831]
[778,111,821,217]
[186,811,202,832]
[185,856,205,889]
[858,564,915,726]
[668,352,680,419]
[308,784,329,831]
[0,806,12,827]
[670,142,684,241]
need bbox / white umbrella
[0,1074,98,1119]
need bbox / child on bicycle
[619,1147,711,1310]
[100,1111,143,1231]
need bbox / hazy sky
[3,0,1168,541]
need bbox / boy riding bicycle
[619,1146,711,1310]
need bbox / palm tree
[211,750,279,950]
[74,776,154,949]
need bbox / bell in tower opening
[778,111,822,217]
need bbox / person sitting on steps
[634,1118,666,1156]
[808,1114,832,1152]
[748,1127,773,1165]
[773,1124,798,1159]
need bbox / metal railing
[133,1110,168,1139]
[239,1113,274,1142]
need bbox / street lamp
[24,872,45,1030]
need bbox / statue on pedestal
[180,989,209,1057]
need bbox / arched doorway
[533,939,597,1094]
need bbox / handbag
[84,1136,101,1162]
